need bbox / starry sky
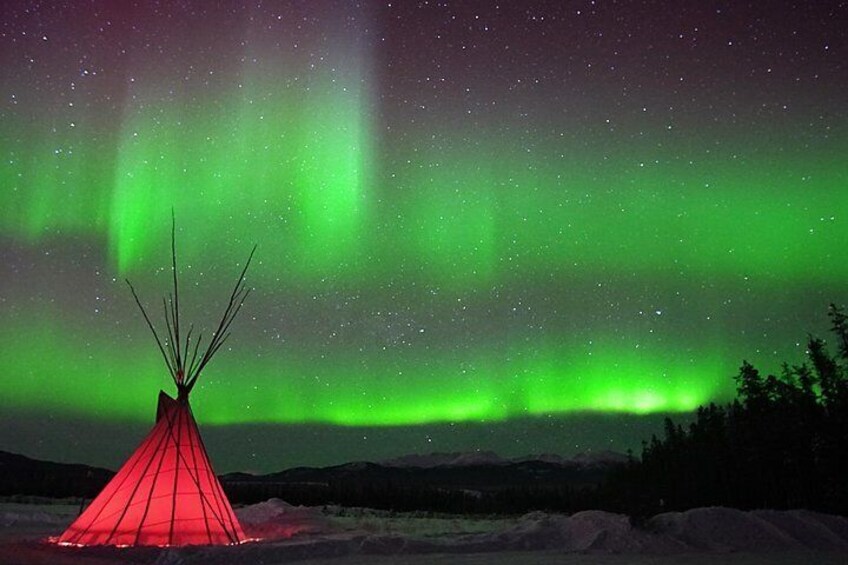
[1,1,847,473]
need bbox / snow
[649,507,848,552]
[0,503,73,528]
[0,501,847,564]
[238,498,331,539]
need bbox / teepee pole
[170,211,183,378]
[125,214,255,394]
[186,245,256,392]
[126,280,176,379]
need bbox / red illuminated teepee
[58,218,255,547]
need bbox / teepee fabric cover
[58,391,244,546]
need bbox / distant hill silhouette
[0,448,626,514]
[219,453,626,513]
[0,450,114,499]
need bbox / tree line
[603,304,848,517]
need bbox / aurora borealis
[1,1,847,472]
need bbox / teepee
[58,220,255,547]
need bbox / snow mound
[568,510,684,553]
[230,502,848,554]
[476,510,684,554]
[650,506,848,551]
[236,498,296,523]
[0,507,69,527]
[235,498,329,540]
[752,509,848,550]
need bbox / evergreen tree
[604,304,848,516]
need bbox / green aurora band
[5,92,846,286]
[2,313,730,425]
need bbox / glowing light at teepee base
[57,392,246,546]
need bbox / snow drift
[2,500,847,563]
[235,500,848,555]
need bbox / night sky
[1,1,847,473]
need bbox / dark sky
[1,1,846,473]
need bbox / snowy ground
[1,499,847,564]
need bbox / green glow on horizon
[0,316,732,426]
